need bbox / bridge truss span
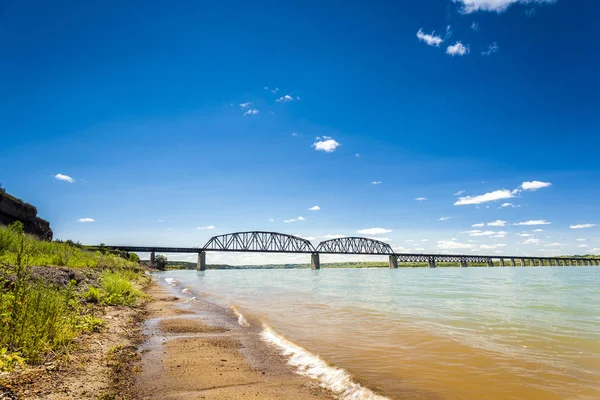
[317,236,394,255]
[202,231,316,254]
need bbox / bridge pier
[150,251,156,269]
[428,259,437,268]
[197,251,206,271]
[389,255,398,269]
[520,258,526,267]
[511,258,516,267]
[530,259,536,267]
[311,253,320,270]
[499,258,505,267]
[539,259,544,266]
[487,259,494,267]
[460,260,468,268]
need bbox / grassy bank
[0,222,147,372]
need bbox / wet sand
[134,284,335,399]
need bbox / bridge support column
[499,259,505,267]
[487,259,494,267]
[520,258,526,267]
[197,251,206,271]
[389,255,398,269]
[150,251,156,269]
[539,259,544,266]
[428,259,437,268]
[311,253,320,270]
[511,258,516,267]
[460,260,468,268]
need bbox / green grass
[0,222,145,370]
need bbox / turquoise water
[156,266,600,399]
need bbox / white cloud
[532,229,544,232]
[415,197,427,201]
[291,132,299,137]
[453,0,556,14]
[157,219,164,223]
[243,109,259,116]
[446,42,470,56]
[276,95,294,103]
[514,220,551,226]
[570,224,596,229]
[492,234,506,238]
[294,234,316,241]
[480,244,506,249]
[577,244,589,248]
[500,202,514,208]
[487,220,506,227]
[518,233,531,237]
[521,180,552,191]
[406,240,415,243]
[414,248,426,251]
[576,238,586,242]
[372,181,382,185]
[454,189,514,205]
[454,190,465,196]
[439,217,451,221]
[471,22,480,31]
[268,218,275,222]
[522,238,540,244]
[421,239,428,242]
[239,102,252,109]
[368,237,392,242]
[308,206,320,211]
[463,230,505,237]
[357,228,392,235]
[55,173,75,183]
[481,42,499,56]
[197,225,215,230]
[545,243,562,247]
[284,216,305,223]
[437,240,473,250]
[312,137,341,153]
[472,223,485,227]
[355,153,360,158]
[416,29,443,47]
[78,218,95,223]
[323,234,345,239]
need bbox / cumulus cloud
[453,0,556,14]
[570,224,596,229]
[545,243,562,247]
[415,197,427,201]
[481,42,499,56]
[284,216,305,223]
[239,102,252,109]
[439,217,451,221]
[243,109,259,116]
[416,29,443,47]
[521,180,552,191]
[522,238,540,244]
[577,244,589,248]
[480,243,506,249]
[372,181,382,185]
[487,220,507,227]
[576,238,586,241]
[276,94,294,103]
[55,173,75,183]
[78,218,95,223]
[312,136,341,153]
[197,225,215,230]
[446,42,470,56]
[291,132,299,137]
[472,223,485,227]
[437,240,473,250]
[514,220,551,226]
[471,22,480,31]
[368,237,392,242]
[323,234,345,239]
[500,202,514,208]
[308,205,320,211]
[454,189,514,205]
[464,230,505,237]
[357,228,392,235]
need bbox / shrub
[99,271,143,306]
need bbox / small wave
[182,288,190,294]
[231,307,250,327]
[185,296,200,303]
[164,278,177,286]
[260,326,389,400]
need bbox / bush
[99,271,143,306]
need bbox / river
[154,266,600,400]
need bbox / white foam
[182,288,190,294]
[231,307,250,327]
[260,326,389,400]
[164,278,177,286]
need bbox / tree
[128,252,140,263]
[155,254,168,270]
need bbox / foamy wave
[164,278,177,286]
[231,307,250,327]
[182,288,190,294]
[261,326,389,400]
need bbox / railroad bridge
[100,231,599,270]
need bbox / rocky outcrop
[0,191,53,241]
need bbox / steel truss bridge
[98,231,600,270]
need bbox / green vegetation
[155,254,168,270]
[0,222,146,371]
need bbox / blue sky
[2,0,599,264]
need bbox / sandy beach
[133,283,335,400]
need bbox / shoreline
[132,280,337,399]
